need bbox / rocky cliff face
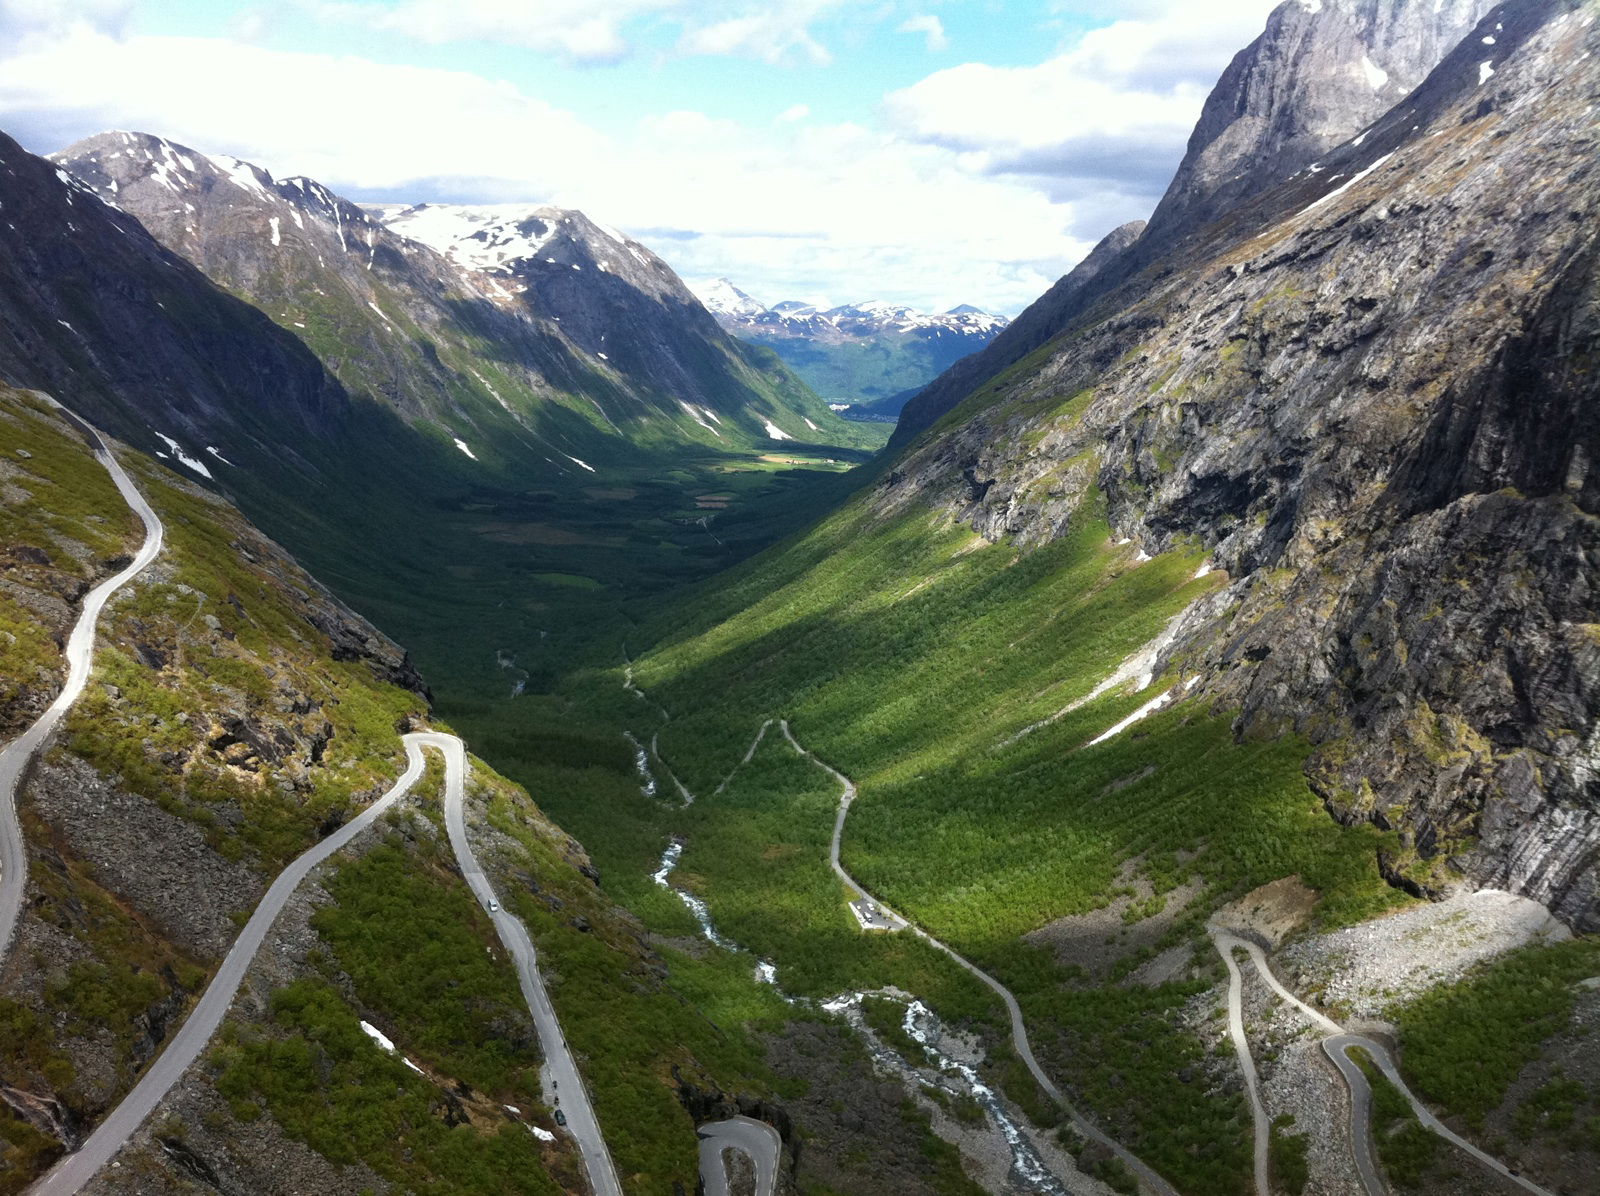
[896,0,1499,443]
[0,132,348,471]
[877,0,1600,927]
[1143,0,1500,250]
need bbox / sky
[0,0,1282,315]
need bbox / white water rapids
[823,993,1070,1194]
[625,731,658,799]
[651,840,1071,1191]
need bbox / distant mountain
[53,133,866,462]
[695,278,1008,419]
[698,277,768,319]
[0,129,349,476]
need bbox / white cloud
[0,0,132,41]
[308,0,857,66]
[885,1,1279,216]
[308,0,685,63]
[0,0,1288,314]
[677,1,841,66]
[898,14,948,53]
[0,28,606,189]
[0,24,1085,313]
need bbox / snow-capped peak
[700,279,1009,337]
[694,277,768,318]
[375,203,563,271]
[369,202,659,280]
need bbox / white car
[488,899,500,912]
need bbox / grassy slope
[435,705,993,1196]
[0,393,135,731]
[0,388,430,1188]
[204,767,607,1196]
[537,486,1410,1196]
[1391,937,1600,1132]
[63,453,426,869]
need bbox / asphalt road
[780,720,1180,1196]
[1321,1036,1387,1196]
[1210,930,1363,1196]
[1213,934,1271,1196]
[34,733,626,1196]
[698,1116,781,1196]
[777,721,909,934]
[429,731,624,1196]
[1331,1034,1555,1196]
[714,719,773,796]
[31,737,430,1194]
[0,402,162,961]
[1214,928,1556,1196]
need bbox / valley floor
[4,388,1595,1196]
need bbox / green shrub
[1270,1113,1309,1195]
[1393,938,1600,1128]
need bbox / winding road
[780,720,1181,1196]
[714,719,774,797]
[698,1116,781,1196]
[19,423,619,1194]
[33,737,428,1194]
[1214,935,1272,1196]
[0,400,163,960]
[431,730,623,1196]
[1321,1035,1387,1196]
[1210,928,1555,1196]
[34,733,621,1196]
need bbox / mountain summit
[895,0,1502,443]
[1144,0,1501,248]
[697,277,769,319]
[54,133,861,461]
[696,279,1009,417]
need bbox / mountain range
[50,132,862,468]
[696,278,1009,419]
[0,1,1595,1194]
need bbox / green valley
[2,2,1596,1194]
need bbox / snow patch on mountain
[154,431,213,478]
[698,277,767,318]
[693,277,1009,338]
[373,202,654,280]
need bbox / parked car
[554,1110,567,1127]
